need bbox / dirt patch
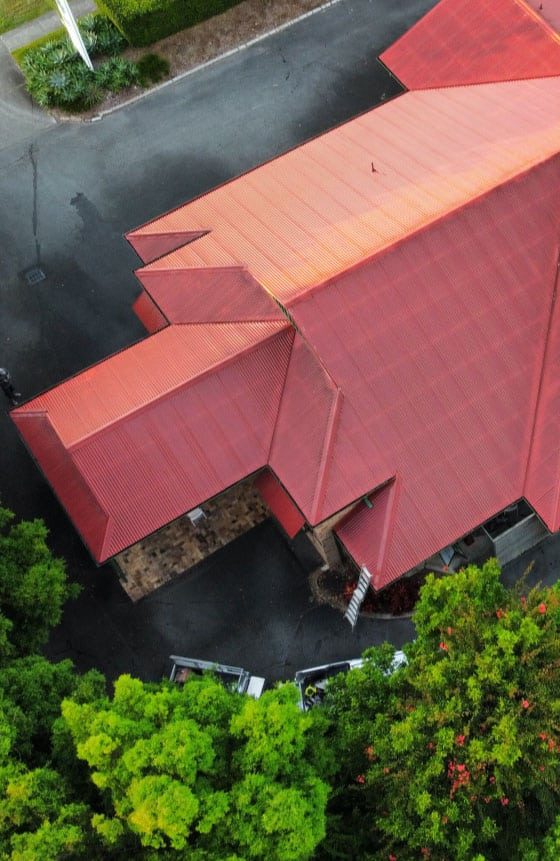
[60,0,330,120]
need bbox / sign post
[54,0,94,71]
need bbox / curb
[60,0,345,122]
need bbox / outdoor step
[344,566,372,628]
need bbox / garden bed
[315,567,426,617]
[13,0,329,118]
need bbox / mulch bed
[317,567,425,616]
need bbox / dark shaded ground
[46,520,415,683]
[1,0,447,682]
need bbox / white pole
[54,0,94,71]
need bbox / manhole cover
[23,266,46,286]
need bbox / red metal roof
[11,6,560,585]
[13,324,294,560]
[292,154,560,587]
[132,291,168,334]
[135,266,282,324]
[268,334,342,521]
[335,479,399,576]
[130,78,560,307]
[380,0,560,90]
[525,0,560,31]
[253,470,306,538]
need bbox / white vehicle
[294,650,406,711]
[169,655,266,699]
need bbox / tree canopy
[0,507,79,660]
[62,674,333,860]
[322,559,560,861]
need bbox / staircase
[344,566,371,628]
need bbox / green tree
[0,507,79,659]
[322,560,560,861]
[63,674,333,859]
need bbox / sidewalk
[1,0,95,52]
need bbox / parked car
[294,650,406,711]
[169,655,266,699]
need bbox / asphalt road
[0,0,437,682]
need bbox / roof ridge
[515,0,560,42]
[288,150,560,312]
[309,387,343,523]
[67,322,291,451]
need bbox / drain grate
[23,266,46,286]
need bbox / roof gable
[380,0,560,90]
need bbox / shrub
[17,15,138,112]
[136,52,170,86]
[96,56,139,92]
[96,0,245,47]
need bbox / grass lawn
[0,0,55,35]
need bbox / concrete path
[0,40,54,149]
[1,0,95,51]
[0,0,95,151]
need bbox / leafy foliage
[96,0,244,47]
[0,508,79,659]
[63,674,333,859]
[322,560,560,861]
[136,52,170,86]
[17,14,141,112]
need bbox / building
[12,0,560,592]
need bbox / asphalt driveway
[1,0,438,681]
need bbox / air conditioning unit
[187,507,206,526]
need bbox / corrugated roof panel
[126,230,209,264]
[135,78,560,305]
[268,334,340,519]
[17,321,288,447]
[293,155,560,586]
[524,259,560,532]
[135,266,282,323]
[380,0,560,90]
[12,412,109,559]
[65,327,294,561]
[253,470,306,538]
[524,0,560,31]
[335,478,399,585]
[132,291,168,333]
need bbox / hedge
[96,0,245,46]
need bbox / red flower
[364,745,375,760]
[446,626,454,635]
[356,774,365,784]
[540,765,545,772]
[522,699,530,709]
[501,797,509,806]
[456,734,465,746]
[521,596,527,607]
[539,733,548,740]
[489,776,496,784]
[539,603,547,614]
[496,609,504,619]
[389,855,397,861]
[383,767,390,774]
[439,642,448,651]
